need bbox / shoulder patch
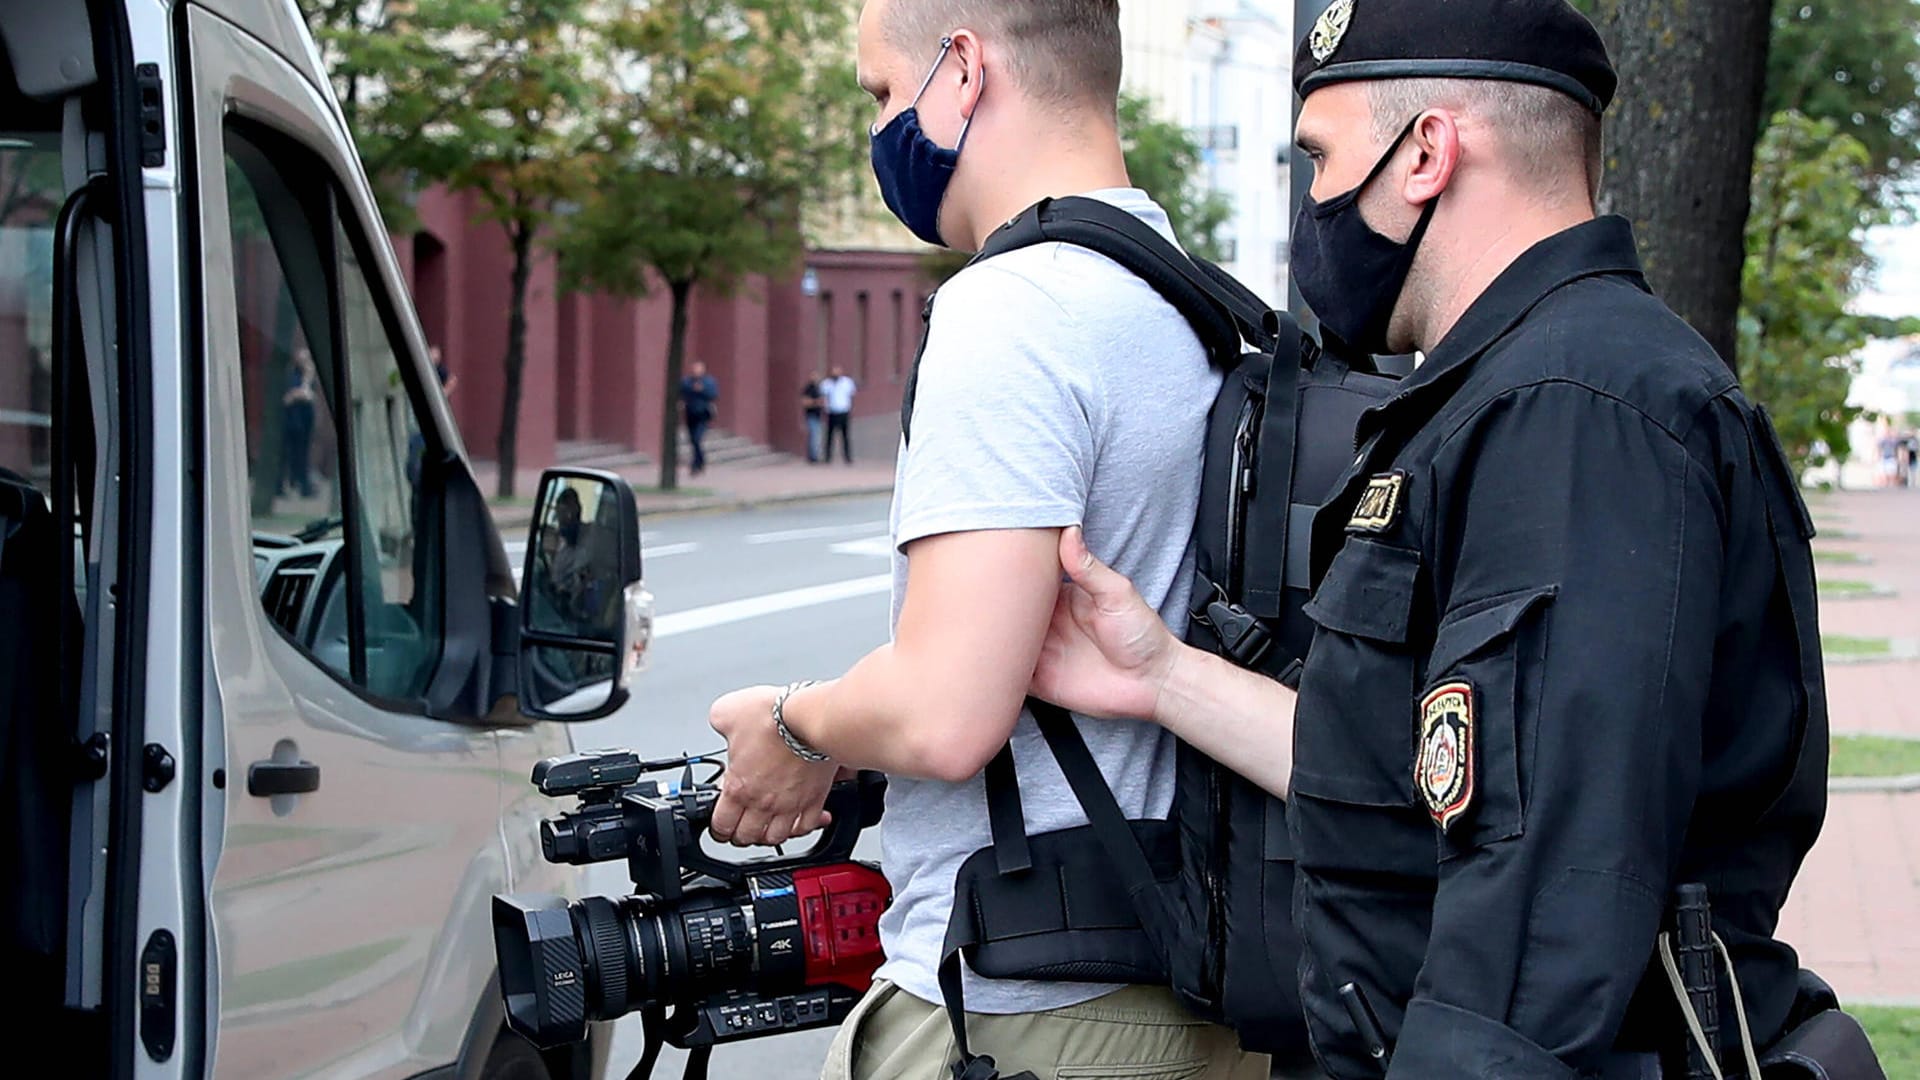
[1418,681,1475,832]
[1347,470,1406,533]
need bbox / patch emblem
[1347,471,1406,533]
[1310,0,1355,63]
[1418,681,1475,832]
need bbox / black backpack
[901,197,1400,1076]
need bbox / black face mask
[1290,117,1438,355]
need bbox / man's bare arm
[783,527,1064,783]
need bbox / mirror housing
[516,468,651,721]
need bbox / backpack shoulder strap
[903,196,1276,444]
[1001,196,1270,364]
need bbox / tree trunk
[658,277,693,492]
[496,216,535,500]
[1588,0,1772,371]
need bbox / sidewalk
[1778,485,1920,1004]
[474,454,897,529]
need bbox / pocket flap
[1303,538,1420,644]
[1428,585,1558,678]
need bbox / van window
[224,123,443,701]
[0,130,63,493]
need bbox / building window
[891,290,906,381]
[854,291,870,383]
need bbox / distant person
[1900,429,1917,488]
[821,365,856,464]
[1877,419,1900,488]
[680,362,719,476]
[281,347,319,499]
[408,351,456,514]
[802,372,827,463]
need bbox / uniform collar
[1359,216,1648,432]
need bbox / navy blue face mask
[1290,116,1438,355]
[870,36,977,248]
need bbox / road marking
[505,541,696,587]
[829,535,893,558]
[744,520,890,545]
[504,540,697,559]
[654,574,892,639]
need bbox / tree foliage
[558,0,867,491]
[1118,93,1234,264]
[298,0,604,498]
[1766,0,1920,203]
[1739,112,1884,472]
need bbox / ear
[948,28,987,118]
[1403,109,1462,206]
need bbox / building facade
[399,1,1298,478]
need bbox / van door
[182,6,506,1077]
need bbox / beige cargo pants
[821,981,1272,1080]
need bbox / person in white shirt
[703,1,1259,1077]
[821,365,858,464]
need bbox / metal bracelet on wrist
[773,680,830,763]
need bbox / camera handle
[671,770,888,891]
[625,1007,714,1080]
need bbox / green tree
[923,92,1235,281]
[300,0,605,498]
[558,0,866,491]
[1766,0,1920,202]
[1118,93,1234,264]
[1739,112,1885,473]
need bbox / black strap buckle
[1205,598,1273,668]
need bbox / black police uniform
[1290,217,1828,1080]
[1286,4,1827,1077]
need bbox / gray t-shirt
[879,188,1220,1013]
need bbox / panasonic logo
[760,919,799,931]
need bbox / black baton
[1673,883,1721,1080]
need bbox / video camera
[491,749,890,1076]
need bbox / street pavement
[506,496,897,1079]
[493,483,1920,1079]
[1778,485,1920,1007]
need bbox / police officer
[1025,1,1833,1076]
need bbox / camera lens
[495,875,839,1047]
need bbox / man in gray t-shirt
[877,186,1216,1016]
[707,2,1262,1077]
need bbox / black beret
[1293,0,1618,115]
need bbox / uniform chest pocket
[1421,585,1557,858]
[1294,538,1422,809]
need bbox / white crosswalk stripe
[827,535,892,558]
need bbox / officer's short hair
[883,0,1123,117]
[1367,79,1605,204]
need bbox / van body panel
[179,4,536,1076]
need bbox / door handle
[247,759,320,797]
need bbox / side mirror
[517,469,652,721]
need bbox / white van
[1,2,646,1077]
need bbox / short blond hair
[1367,79,1604,204]
[883,0,1122,116]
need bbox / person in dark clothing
[281,347,319,498]
[1026,2,1833,1077]
[680,362,719,475]
[802,372,827,463]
